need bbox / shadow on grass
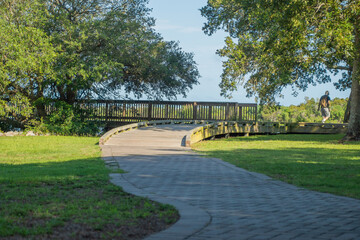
[0,158,107,184]
[0,157,179,239]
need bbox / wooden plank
[225,103,230,120]
[193,102,197,120]
[148,103,152,121]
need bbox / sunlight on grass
[193,134,360,199]
[295,160,326,164]
[0,136,99,165]
[0,136,178,239]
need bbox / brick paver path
[102,125,360,240]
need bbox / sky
[147,0,351,106]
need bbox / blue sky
[147,0,350,106]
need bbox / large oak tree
[201,0,360,140]
[42,0,199,103]
[1,0,199,119]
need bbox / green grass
[193,134,360,199]
[0,136,178,239]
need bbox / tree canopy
[201,0,360,140]
[1,0,199,122]
[0,0,55,123]
[41,0,199,103]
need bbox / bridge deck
[100,120,348,146]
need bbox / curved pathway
[102,124,360,240]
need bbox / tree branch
[327,65,351,71]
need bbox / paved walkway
[101,125,360,240]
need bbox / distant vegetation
[259,97,348,123]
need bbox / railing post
[208,105,212,120]
[234,103,239,121]
[255,104,258,122]
[193,102,197,120]
[165,104,169,119]
[239,106,243,121]
[225,103,230,121]
[122,103,126,117]
[148,102,152,121]
[105,102,109,123]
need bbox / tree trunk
[33,88,47,118]
[346,76,360,140]
[66,87,76,104]
[57,85,66,101]
[343,90,351,123]
[345,24,360,140]
[35,104,47,118]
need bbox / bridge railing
[74,100,257,124]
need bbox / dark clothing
[319,95,331,108]
[319,95,331,119]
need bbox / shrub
[259,97,348,123]
[26,101,103,136]
[0,95,33,131]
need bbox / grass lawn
[0,136,178,239]
[193,134,360,199]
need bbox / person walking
[318,91,331,123]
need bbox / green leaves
[201,0,354,104]
[41,0,199,102]
[0,0,56,107]
[1,0,200,131]
[0,1,55,129]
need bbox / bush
[26,101,103,136]
[0,95,33,131]
[259,97,348,123]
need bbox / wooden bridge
[71,100,347,139]
[99,120,348,146]
[5,99,348,137]
[71,100,257,128]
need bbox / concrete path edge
[101,123,212,240]
[109,173,211,240]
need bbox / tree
[201,0,360,140]
[1,0,200,120]
[40,0,199,104]
[0,0,56,123]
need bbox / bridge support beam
[184,122,348,147]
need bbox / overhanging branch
[327,65,351,71]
